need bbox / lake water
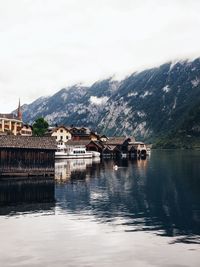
[0,150,199,267]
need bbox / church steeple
[17,99,22,121]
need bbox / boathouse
[0,136,57,177]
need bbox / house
[101,136,137,158]
[20,124,32,136]
[47,126,72,144]
[46,125,101,144]
[70,127,91,141]
[86,140,104,153]
[131,142,147,157]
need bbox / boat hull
[55,152,93,159]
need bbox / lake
[0,150,199,267]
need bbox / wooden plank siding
[0,136,57,177]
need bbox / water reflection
[55,153,200,244]
[55,158,101,182]
[0,152,199,245]
[0,178,55,216]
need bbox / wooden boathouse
[0,135,57,177]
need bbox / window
[60,129,63,133]
[60,136,63,140]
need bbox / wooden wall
[0,148,55,176]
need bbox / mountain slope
[22,58,200,142]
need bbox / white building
[50,126,72,144]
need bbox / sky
[0,0,200,112]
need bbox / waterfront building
[0,135,57,177]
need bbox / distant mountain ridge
[21,58,200,143]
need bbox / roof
[0,136,57,150]
[49,126,71,134]
[21,124,32,129]
[100,135,108,138]
[133,141,145,145]
[103,145,117,151]
[66,140,91,146]
[70,127,90,134]
[91,141,104,148]
[104,136,127,145]
[0,113,21,121]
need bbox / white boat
[91,151,101,158]
[55,144,93,159]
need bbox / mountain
[21,58,200,144]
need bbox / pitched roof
[103,145,116,151]
[49,126,71,133]
[104,136,127,145]
[66,140,91,146]
[0,136,57,150]
[91,141,104,148]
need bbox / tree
[32,117,49,137]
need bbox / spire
[17,99,22,121]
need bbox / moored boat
[91,151,101,157]
[55,145,93,159]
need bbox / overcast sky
[0,0,200,112]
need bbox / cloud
[89,96,109,106]
[0,0,200,112]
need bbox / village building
[0,135,57,177]
[46,126,72,144]
[0,113,22,135]
[47,125,100,144]
[131,141,147,158]
[20,124,33,136]
[0,100,32,136]
[101,136,143,158]
[70,127,91,141]
[0,100,23,135]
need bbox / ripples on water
[0,150,200,266]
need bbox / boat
[55,144,93,159]
[91,151,101,158]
